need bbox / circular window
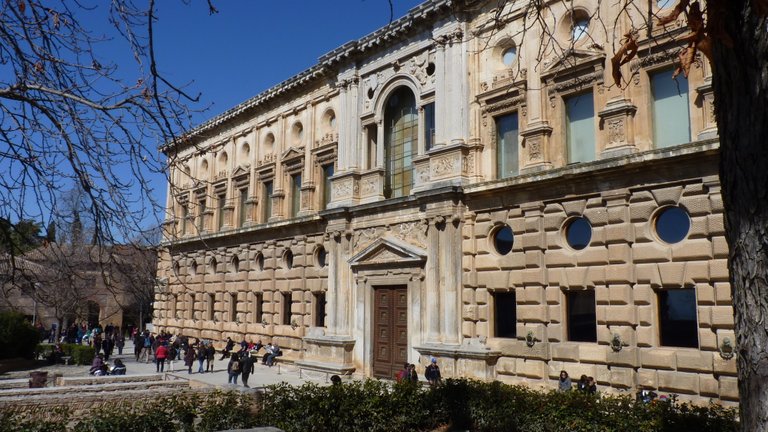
[502,46,517,66]
[367,88,374,99]
[255,253,264,271]
[570,11,590,41]
[315,246,327,268]
[426,62,436,76]
[565,217,592,250]
[655,206,690,244]
[493,225,514,255]
[283,250,294,269]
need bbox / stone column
[326,232,340,333]
[347,78,360,170]
[425,219,441,342]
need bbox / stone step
[0,379,189,400]
[57,373,166,386]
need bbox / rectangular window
[493,291,517,338]
[314,292,327,328]
[197,199,206,232]
[229,293,237,322]
[495,113,519,179]
[217,193,226,229]
[262,181,273,222]
[651,69,690,148]
[208,293,215,321]
[282,292,292,325]
[423,102,435,151]
[659,288,698,348]
[238,187,248,227]
[565,92,595,163]
[181,204,188,234]
[321,164,334,209]
[366,124,378,169]
[290,174,302,217]
[253,293,264,323]
[567,290,596,342]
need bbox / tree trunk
[712,1,768,430]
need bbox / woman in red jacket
[155,343,168,373]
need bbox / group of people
[88,354,126,376]
[395,358,442,386]
[557,370,597,394]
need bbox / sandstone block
[629,201,656,223]
[524,250,544,268]
[696,284,715,305]
[521,232,545,250]
[719,376,739,401]
[576,248,608,266]
[608,284,632,305]
[607,347,639,368]
[637,369,657,388]
[605,305,636,326]
[713,355,737,376]
[676,351,713,373]
[515,358,547,379]
[680,195,710,216]
[595,286,609,303]
[546,249,576,267]
[546,286,562,304]
[687,216,708,239]
[462,320,475,338]
[715,282,732,304]
[475,321,489,338]
[637,305,653,326]
[697,306,712,327]
[633,285,654,305]
[609,367,634,388]
[518,305,547,323]
[641,349,676,370]
[476,288,489,305]
[605,224,634,244]
[699,376,719,397]
[658,370,698,394]
[699,329,717,350]
[711,306,735,328]
[552,343,579,361]
[547,305,562,322]
[542,212,565,231]
[547,323,564,341]
[579,344,607,364]
[636,326,654,347]
[712,236,728,258]
[708,213,725,235]
[709,259,729,281]
[523,286,545,304]
[671,239,713,261]
[496,356,516,374]
[633,242,668,263]
[605,265,633,284]
[607,243,631,264]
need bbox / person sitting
[266,343,281,367]
[89,354,105,375]
[111,359,127,375]
[558,370,572,391]
[577,374,589,392]
[261,343,274,365]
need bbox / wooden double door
[372,285,408,379]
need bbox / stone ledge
[295,360,355,376]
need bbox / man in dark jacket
[240,352,256,388]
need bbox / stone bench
[0,379,31,390]
[57,373,166,386]
[0,386,188,408]
[0,379,189,400]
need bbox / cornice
[161,0,462,154]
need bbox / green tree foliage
[0,218,41,255]
[0,311,40,359]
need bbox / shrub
[0,311,40,359]
[58,343,95,365]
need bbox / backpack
[231,359,240,372]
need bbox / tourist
[184,346,196,374]
[167,344,177,372]
[196,343,206,373]
[115,333,124,356]
[408,364,418,383]
[89,354,105,375]
[558,370,572,391]
[577,374,589,392]
[141,332,152,363]
[155,342,168,373]
[265,342,281,367]
[133,332,143,362]
[206,343,216,372]
[586,376,597,394]
[220,337,235,360]
[227,353,242,384]
[102,336,113,361]
[425,357,441,386]
[111,359,126,375]
[261,342,275,365]
[395,363,409,382]
[330,375,342,386]
[240,351,255,388]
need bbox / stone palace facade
[154,0,736,403]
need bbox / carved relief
[433,156,455,177]
[417,165,430,184]
[354,226,382,250]
[607,118,626,144]
[361,177,377,195]
[333,179,353,199]
[409,51,429,85]
[528,138,542,161]
[462,152,475,175]
[392,221,427,248]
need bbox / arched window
[384,86,417,198]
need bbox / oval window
[283,250,294,269]
[565,217,592,250]
[655,206,690,244]
[493,225,514,255]
[502,47,517,66]
[316,246,327,268]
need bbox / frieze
[462,152,475,175]
[315,132,339,147]
[527,138,542,161]
[361,177,377,195]
[432,156,456,177]
[416,165,430,184]
[553,71,601,94]
[485,96,525,115]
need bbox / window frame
[493,291,517,338]
[566,289,597,342]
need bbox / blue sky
[121,0,423,229]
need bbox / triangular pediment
[349,237,426,268]
[231,164,250,178]
[281,146,305,161]
[543,48,605,77]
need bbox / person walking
[196,344,206,373]
[206,344,216,372]
[155,343,168,373]
[227,353,242,385]
[167,344,177,372]
[240,352,255,388]
[115,334,125,356]
[184,346,196,374]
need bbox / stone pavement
[4,340,331,392]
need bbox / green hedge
[60,344,96,365]
[0,312,40,359]
[0,379,738,432]
[254,379,738,432]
